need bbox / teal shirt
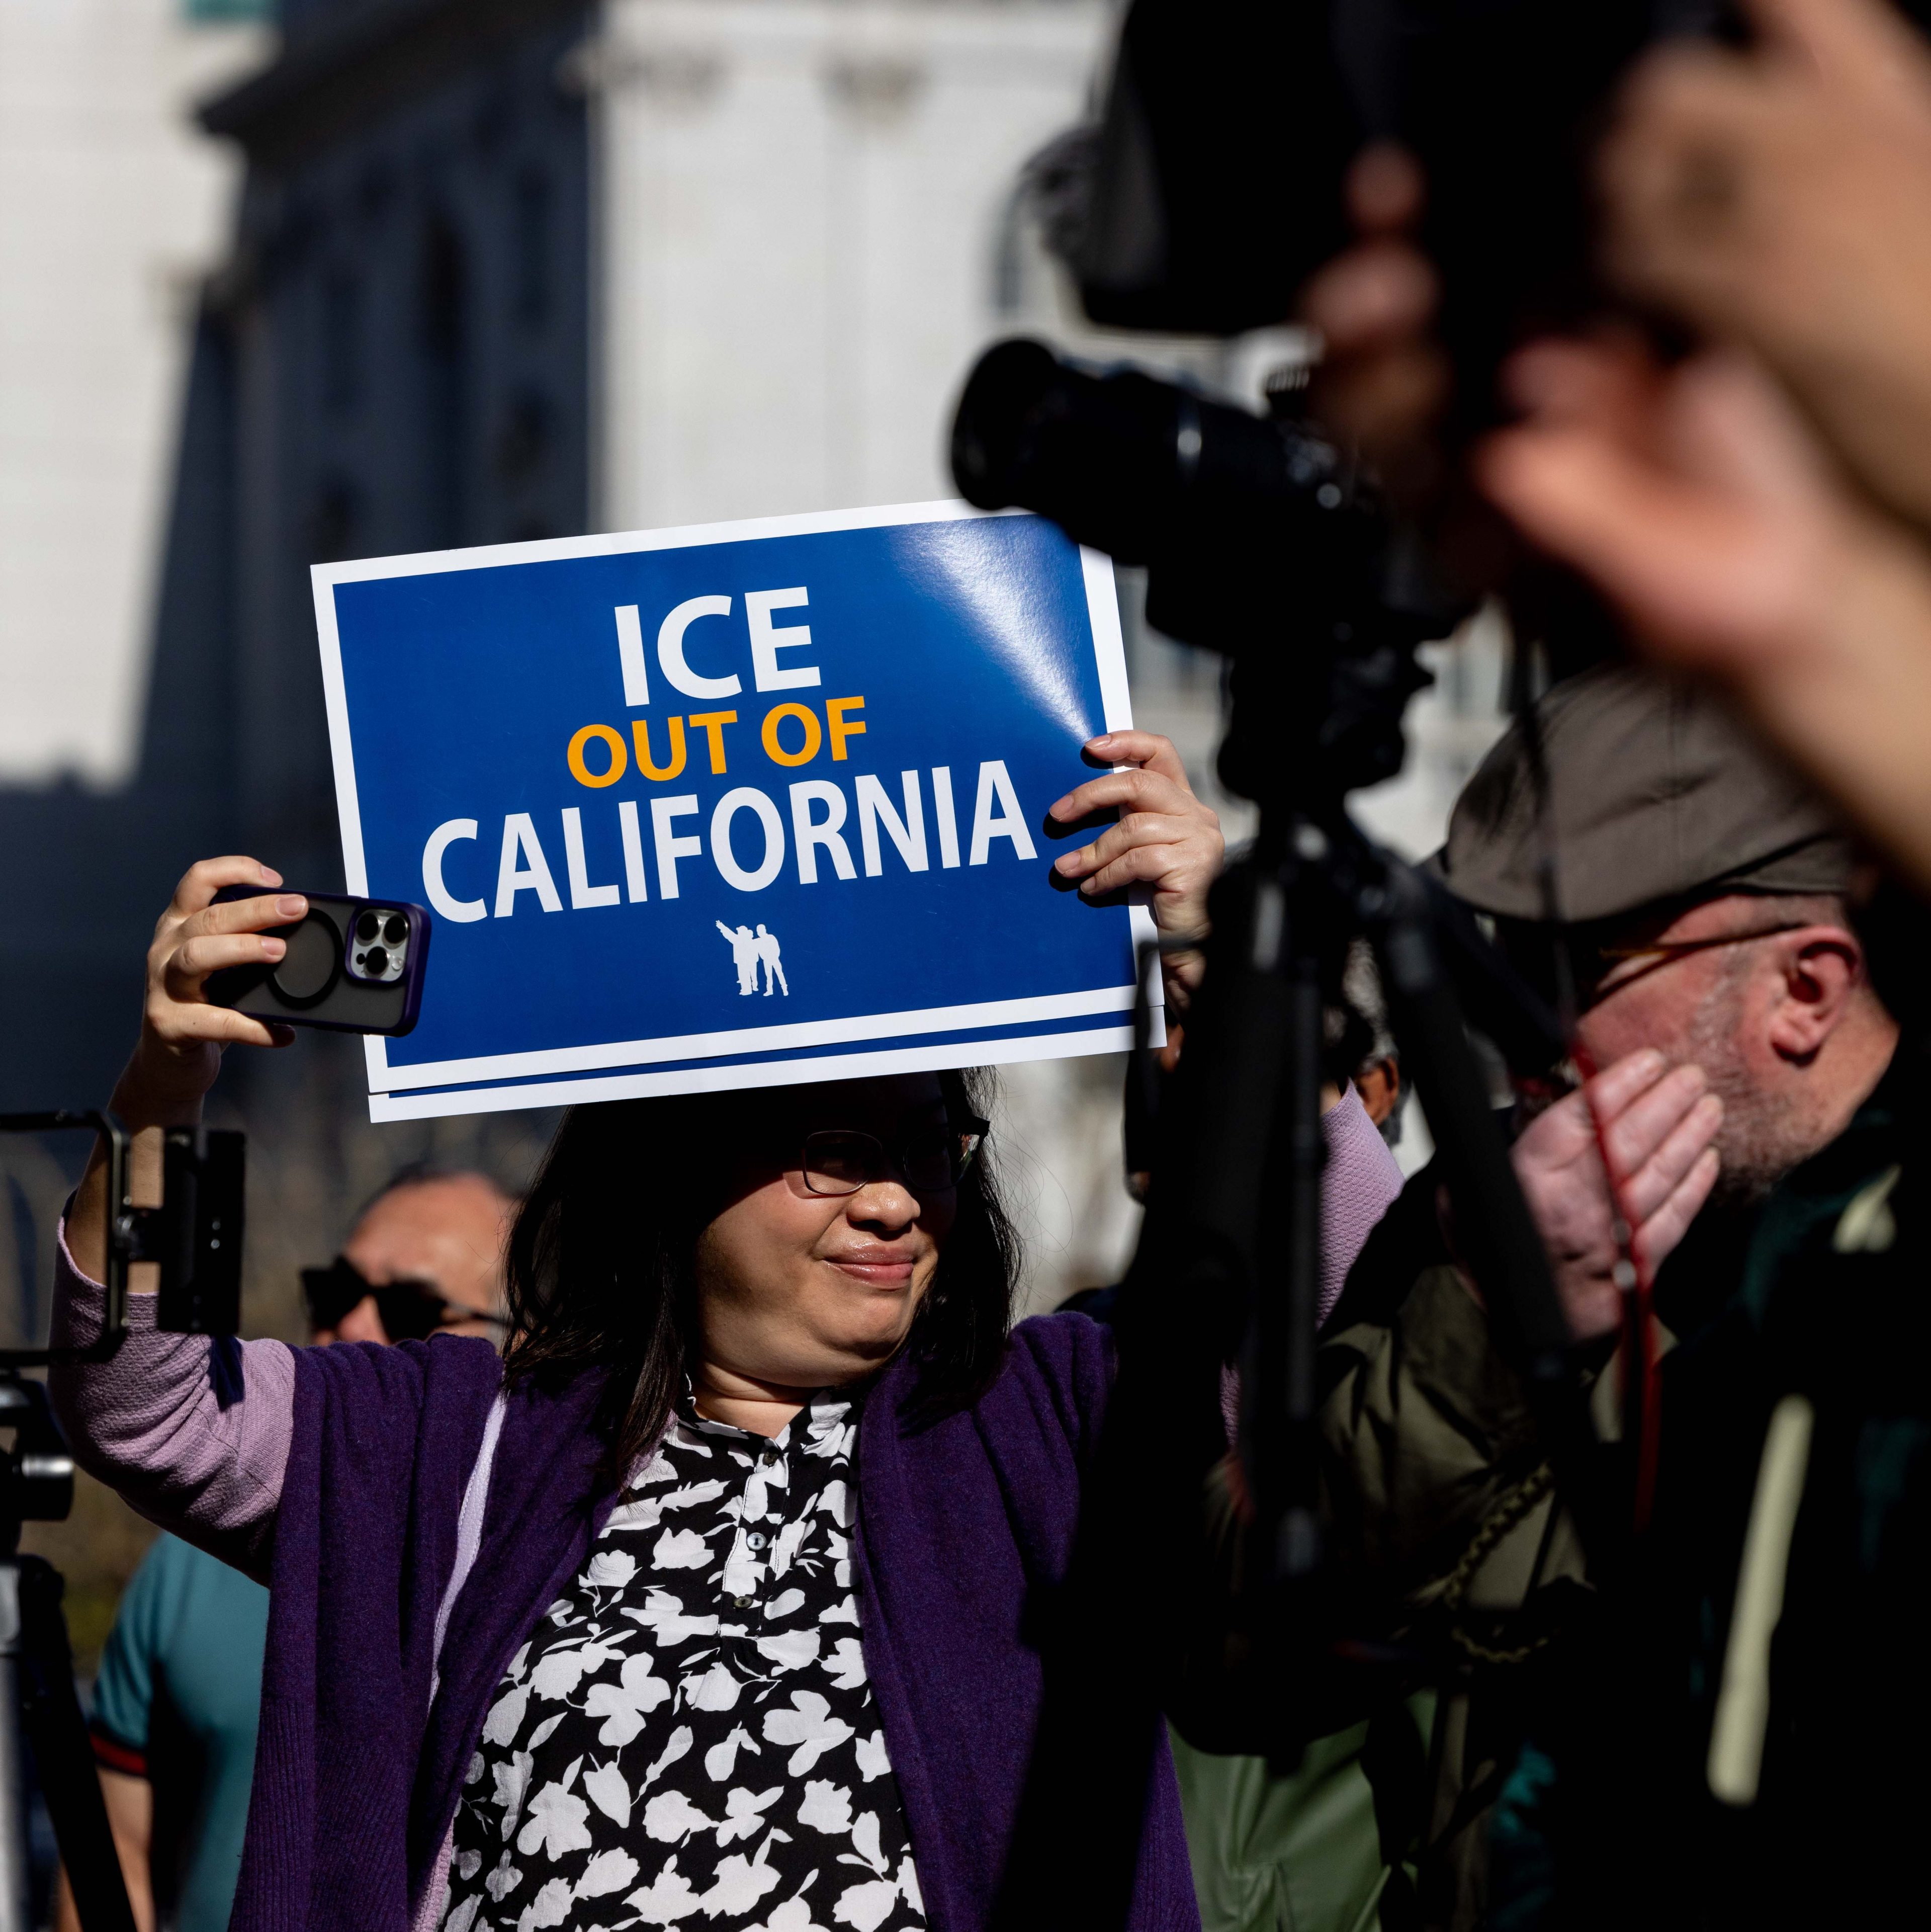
[91,1534,269,1931]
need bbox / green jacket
[1312,1167,1595,1932]
[1170,1706,1433,1932]
[1169,1385,1447,1932]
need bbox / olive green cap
[1435,662,1855,925]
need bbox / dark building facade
[0,0,592,1112]
[200,0,594,885]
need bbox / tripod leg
[0,1567,28,1932]
[1244,868,1327,1582]
[12,1559,136,1932]
[992,851,1317,1931]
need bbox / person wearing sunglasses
[304,1166,515,1345]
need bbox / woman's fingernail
[1055,853,1080,874]
[258,864,282,885]
[262,937,287,959]
[276,895,306,918]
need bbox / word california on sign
[313,501,1153,1121]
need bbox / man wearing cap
[1315,661,1911,1928]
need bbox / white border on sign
[313,500,1152,1109]
[367,1022,1137,1123]
[364,983,1133,1093]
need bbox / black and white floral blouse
[440,1391,926,1932]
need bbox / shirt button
[733,1595,753,1608]
[745,1532,768,1551]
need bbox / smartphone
[206,889,431,1036]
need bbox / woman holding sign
[50,732,1402,1932]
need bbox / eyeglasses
[798,1117,990,1197]
[1585,922,1811,1009]
[300,1256,508,1342]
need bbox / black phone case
[205,890,431,1036]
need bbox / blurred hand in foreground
[1602,0,1931,530]
[1507,1049,1723,1342]
[1049,731,1223,1014]
[1300,144,1450,510]
[1479,335,1931,891]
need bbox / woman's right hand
[117,857,306,1126]
[68,858,304,1279]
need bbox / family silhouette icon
[715,920,789,997]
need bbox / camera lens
[357,911,380,943]
[364,946,389,977]
[950,335,1469,665]
[383,914,407,946]
[951,337,1343,578]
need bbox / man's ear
[1768,929,1865,1063]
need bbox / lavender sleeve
[1218,1082,1407,1442]
[47,1224,295,1584]
[1319,1081,1406,1323]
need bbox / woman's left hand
[1048,731,1223,1013]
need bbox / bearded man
[1315,662,1912,1929]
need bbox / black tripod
[0,1376,137,1932]
[0,1106,235,1932]
[993,650,1598,1932]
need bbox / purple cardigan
[228,1314,1197,1932]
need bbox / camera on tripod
[961,327,1583,1932]
[950,337,1466,804]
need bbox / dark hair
[503,1069,1019,1477]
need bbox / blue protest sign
[313,502,1156,1120]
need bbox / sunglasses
[300,1256,507,1342]
[797,1116,990,1197]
